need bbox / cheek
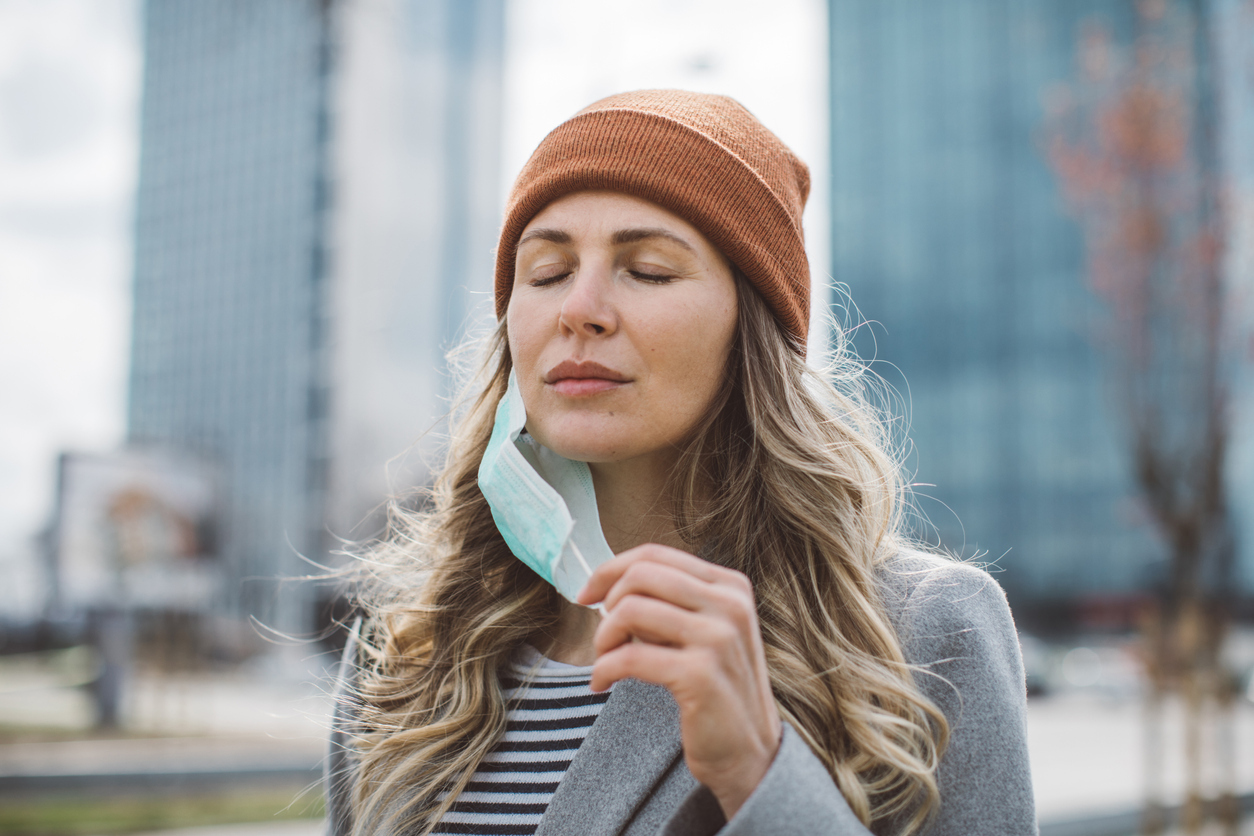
[646,301,736,412]
[506,300,545,374]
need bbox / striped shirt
[432,648,611,836]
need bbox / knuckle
[592,624,617,654]
[615,641,645,670]
[734,584,757,614]
[637,543,666,560]
[695,646,723,681]
[726,602,753,634]
[617,593,650,623]
[622,561,654,587]
[592,655,622,683]
[714,565,754,594]
[711,585,754,628]
[710,619,739,648]
[730,569,754,596]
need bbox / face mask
[477,370,616,605]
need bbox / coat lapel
[534,677,683,836]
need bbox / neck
[537,605,601,666]
[589,452,685,554]
[539,450,683,666]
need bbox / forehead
[519,191,711,246]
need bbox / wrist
[709,730,782,820]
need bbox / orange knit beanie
[494,89,812,352]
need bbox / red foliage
[1041,0,1232,610]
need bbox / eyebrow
[516,226,697,253]
[611,227,696,253]
[517,228,572,247]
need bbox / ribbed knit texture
[494,89,811,353]
[431,648,611,836]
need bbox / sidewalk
[1028,691,1254,823]
[0,734,324,796]
[100,822,323,836]
[0,657,333,810]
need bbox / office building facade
[128,0,504,631]
[828,0,1253,605]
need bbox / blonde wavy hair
[344,270,949,836]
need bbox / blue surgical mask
[477,370,616,604]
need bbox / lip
[543,360,631,396]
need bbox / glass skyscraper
[828,0,1252,607]
[128,0,504,631]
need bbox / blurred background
[0,0,1251,834]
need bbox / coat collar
[534,677,683,836]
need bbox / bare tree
[1042,1,1243,832]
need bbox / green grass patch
[0,789,324,835]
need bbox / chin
[540,437,629,464]
[528,419,638,463]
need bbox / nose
[557,260,617,338]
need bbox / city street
[3,655,1253,834]
[2,0,1252,833]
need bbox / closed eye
[530,272,572,288]
[629,270,676,284]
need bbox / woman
[326,90,1036,836]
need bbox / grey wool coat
[324,551,1038,835]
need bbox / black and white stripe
[432,649,611,836]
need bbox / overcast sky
[0,0,140,612]
[0,0,828,614]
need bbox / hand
[577,544,782,820]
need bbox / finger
[588,639,694,693]
[600,560,718,614]
[593,593,709,655]
[577,543,728,605]
[602,561,758,646]
[591,641,748,710]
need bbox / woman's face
[508,191,738,468]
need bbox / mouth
[543,360,631,396]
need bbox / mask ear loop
[569,542,605,613]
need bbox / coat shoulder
[875,549,1017,649]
